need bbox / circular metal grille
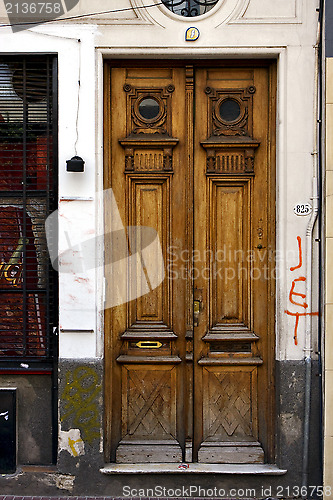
[161,0,219,17]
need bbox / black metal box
[0,389,16,473]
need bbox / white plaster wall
[0,0,319,360]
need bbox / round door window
[219,99,241,123]
[138,97,160,120]
[161,0,219,17]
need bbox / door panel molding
[208,178,252,328]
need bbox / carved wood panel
[127,176,171,328]
[123,83,175,136]
[121,365,177,440]
[204,85,256,137]
[209,178,251,328]
[202,367,258,442]
[203,144,259,174]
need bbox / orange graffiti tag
[284,235,319,346]
[289,277,308,308]
[290,235,302,271]
[284,310,319,346]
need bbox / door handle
[193,299,201,327]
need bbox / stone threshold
[100,463,287,475]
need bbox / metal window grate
[161,0,219,17]
[0,55,58,362]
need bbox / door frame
[102,58,277,463]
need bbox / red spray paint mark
[285,236,319,346]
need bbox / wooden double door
[104,61,276,464]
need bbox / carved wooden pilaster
[245,148,255,173]
[163,148,173,171]
[124,148,134,171]
[206,148,216,173]
[185,65,194,336]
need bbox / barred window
[0,55,57,366]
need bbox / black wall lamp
[66,156,85,172]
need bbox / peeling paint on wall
[59,428,85,457]
[61,366,101,445]
[55,474,75,492]
[280,413,302,445]
[35,472,75,491]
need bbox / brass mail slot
[135,341,163,349]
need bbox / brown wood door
[104,61,276,464]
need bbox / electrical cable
[74,38,80,156]
[0,2,164,28]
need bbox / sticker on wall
[185,27,200,41]
[293,203,312,216]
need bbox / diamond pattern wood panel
[203,367,258,441]
[122,365,177,440]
